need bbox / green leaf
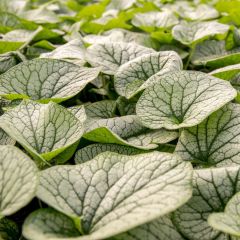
[114,215,184,240]
[23,208,80,240]
[0,100,84,162]
[208,192,240,237]
[173,166,240,240]
[37,151,192,239]
[151,29,173,44]
[216,0,240,26]
[132,10,179,32]
[0,41,24,54]
[210,63,240,80]
[191,40,240,68]
[84,115,178,149]
[0,145,38,218]
[77,3,105,19]
[0,12,22,33]
[74,143,148,163]
[175,103,240,167]
[136,71,236,130]
[86,42,155,75]
[114,51,183,99]
[172,21,229,46]
[0,218,20,240]
[0,58,100,103]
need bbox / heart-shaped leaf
[114,51,182,99]
[0,145,38,218]
[37,151,192,239]
[132,10,179,32]
[0,58,100,103]
[86,42,155,74]
[172,21,229,45]
[136,71,236,130]
[179,4,219,21]
[0,100,84,162]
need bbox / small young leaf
[136,71,236,130]
[37,151,192,239]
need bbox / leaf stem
[184,44,196,70]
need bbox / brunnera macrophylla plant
[1,0,240,239]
